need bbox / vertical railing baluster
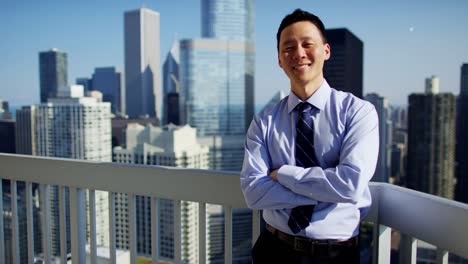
[26,182,35,264]
[89,189,97,264]
[108,192,116,264]
[224,206,232,264]
[129,193,137,264]
[41,184,51,263]
[0,179,4,264]
[199,202,206,264]
[374,224,391,264]
[70,187,86,264]
[174,200,181,264]
[59,186,67,263]
[151,197,160,264]
[436,248,449,264]
[10,180,19,264]
[252,209,261,245]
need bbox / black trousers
[252,230,360,264]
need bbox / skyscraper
[365,93,392,183]
[201,0,255,43]
[92,67,124,115]
[39,48,68,103]
[455,63,468,203]
[124,8,160,119]
[180,39,254,136]
[162,39,180,125]
[186,0,255,134]
[407,77,456,199]
[324,28,363,98]
[113,123,209,263]
[16,91,112,256]
[76,77,93,92]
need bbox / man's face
[278,21,330,88]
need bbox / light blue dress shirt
[240,80,379,240]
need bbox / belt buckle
[293,237,313,254]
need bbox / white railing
[0,153,467,264]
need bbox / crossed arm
[240,104,379,210]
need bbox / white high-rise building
[113,123,209,263]
[16,93,112,255]
[124,8,160,119]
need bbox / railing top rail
[370,182,468,259]
[1,153,468,258]
[0,153,246,207]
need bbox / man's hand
[269,169,279,181]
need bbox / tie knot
[297,102,313,113]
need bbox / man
[240,9,379,263]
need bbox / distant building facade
[324,28,363,98]
[39,48,68,103]
[407,76,456,199]
[365,93,392,182]
[455,63,468,203]
[162,40,180,125]
[113,124,209,263]
[16,93,112,256]
[92,67,124,115]
[124,8,160,119]
[76,77,93,92]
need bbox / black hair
[276,9,327,51]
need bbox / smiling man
[240,9,379,263]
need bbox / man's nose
[293,46,306,60]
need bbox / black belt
[266,224,358,255]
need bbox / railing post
[151,197,160,264]
[224,206,232,264]
[70,187,86,264]
[372,223,391,264]
[59,186,68,264]
[0,179,4,264]
[26,182,35,264]
[89,189,97,264]
[41,184,51,263]
[399,234,417,264]
[252,209,261,245]
[129,193,137,264]
[199,202,206,264]
[108,192,116,264]
[10,180,19,264]
[174,200,182,264]
[436,248,449,264]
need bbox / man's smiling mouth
[292,64,311,70]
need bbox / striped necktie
[288,102,320,234]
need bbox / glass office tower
[180,39,254,136]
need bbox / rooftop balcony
[0,153,467,264]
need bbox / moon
[409,26,414,32]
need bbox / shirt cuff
[277,165,303,190]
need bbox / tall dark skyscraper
[92,67,124,115]
[455,63,468,203]
[407,77,456,199]
[324,28,363,98]
[39,48,68,103]
[162,40,180,125]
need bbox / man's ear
[324,43,331,61]
[278,56,283,68]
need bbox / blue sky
[1,0,467,107]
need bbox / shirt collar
[287,79,331,113]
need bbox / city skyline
[1,1,468,107]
